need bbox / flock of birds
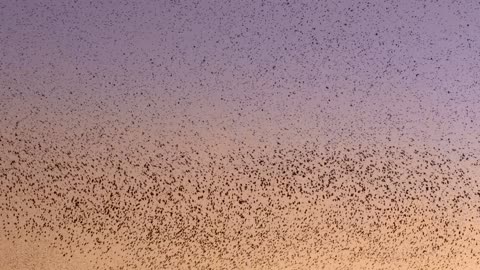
[2,0,480,269]
[1,135,480,269]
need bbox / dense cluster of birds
[1,135,480,269]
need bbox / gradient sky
[1,0,480,269]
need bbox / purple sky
[2,0,479,150]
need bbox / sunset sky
[1,0,480,269]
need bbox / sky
[1,0,480,269]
